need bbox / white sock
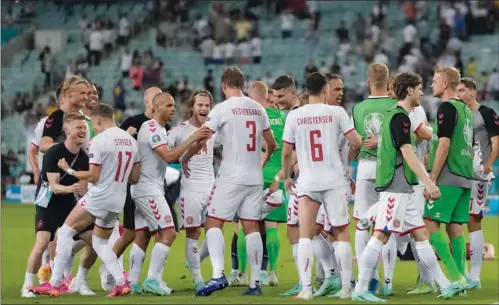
[416,240,450,289]
[312,235,334,278]
[355,229,369,262]
[206,228,225,278]
[76,266,89,282]
[50,224,77,287]
[246,232,263,288]
[298,238,314,293]
[157,263,164,282]
[331,241,341,276]
[410,237,434,286]
[186,238,203,282]
[92,234,125,286]
[41,249,50,266]
[23,272,35,289]
[199,239,209,263]
[316,260,324,280]
[109,224,123,269]
[381,235,396,289]
[147,243,170,280]
[355,237,383,293]
[292,243,300,279]
[64,254,75,280]
[469,230,484,282]
[129,243,145,285]
[49,260,54,270]
[336,241,354,290]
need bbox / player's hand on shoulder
[58,158,69,172]
[364,135,378,149]
[284,178,296,195]
[127,126,137,135]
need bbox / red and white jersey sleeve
[204,96,268,185]
[284,104,353,192]
[31,116,48,170]
[409,105,429,165]
[131,119,168,197]
[86,127,139,212]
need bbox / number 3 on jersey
[310,130,323,162]
[115,151,132,182]
[246,120,256,151]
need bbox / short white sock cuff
[299,238,312,245]
[59,224,78,238]
[415,240,431,248]
[469,230,483,238]
[367,237,384,252]
[245,232,260,240]
[131,243,146,256]
[206,227,223,238]
[154,242,170,252]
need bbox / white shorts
[374,191,425,235]
[413,184,425,216]
[78,196,120,229]
[207,181,264,222]
[134,195,175,232]
[353,179,380,220]
[470,180,489,218]
[179,185,212,229]
[287,193,299,226]
[297,187,349,228]
[316,205,333,232]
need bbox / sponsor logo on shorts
[393,219,400,228]
[165,215,173,224]
[435,212,441,218]
[37,220,44,229]
[80,200,87,207]
[186,216,194,225]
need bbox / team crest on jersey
[152,135,161,144]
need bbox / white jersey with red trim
[282,103,354,192]
[204,96,270,185]
[131,119,169,197]
[31,116,48,170]
[166,120,215,189]
[408,105,429,165]
[87,126,139,212]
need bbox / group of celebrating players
[18,62,498,302]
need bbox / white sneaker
[69,275,80,293]
[21,288,36,298]
[294,289,313,300]
[99,265,115,292]
[230,272,248,287]
[159,280,174,294]
[79,281,96,296]
[269,271,279,287]
[339,287,353,299]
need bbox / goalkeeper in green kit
[424,66,474,288]
[230,81,287,287]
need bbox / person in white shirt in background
[119,47,133,78]
[224,39,237,65]
[78,14,89,32]
[280,9,294,39]
[200,36,215,65]
[238,39,251,65]
[212,40,224,65]
[373,49,389,67]
[89,24,104,66]
[101,22,116,56]
[250,34,262,64]
[403,21,418,45]
[118,13,130,45]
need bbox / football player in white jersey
[128,92,210,296]
[191,67,276,297]
[282,72,362,300]
[166,89,215,291]
[31,104,141,298]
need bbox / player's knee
[468,216,482,232]
[158,229,176,246]
[334,226,350,242]
[121,228,136,244]
[372,231,390,244]
[446,223,463,238]
[287,226,299,244]
[186,227,201,239]
[314,224,323,236]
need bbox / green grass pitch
[2,203,498,304]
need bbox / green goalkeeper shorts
[263,182,288,222]
[423,185,471,224]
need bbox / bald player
[128,93,211,295]
[99,87,168,291]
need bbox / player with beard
[128,93,210,296]
[23,113,91,298]
[282,72,361,300]
[30,105,141,298]
[99,87,175,292]
[457,78,499,289]
[352,73,464,302]
[163,90,215,291]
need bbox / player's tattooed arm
[47,172,82,194]
[261,129,277,168]
[58,158,101,183]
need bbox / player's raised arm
[156,128,211,164]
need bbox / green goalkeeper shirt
[263,107,286,184]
